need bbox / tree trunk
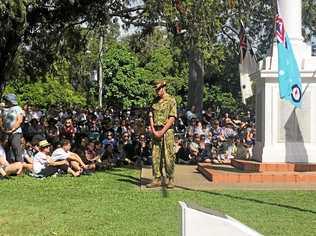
[187,48,204,115]
[0,37,20,95]
[0,0,26,95]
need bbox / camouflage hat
[153,80,167,90]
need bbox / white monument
[254,0,316,163]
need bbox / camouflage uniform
[151,93,177,179]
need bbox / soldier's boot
[146,178,161,188]
[167,177,175,189]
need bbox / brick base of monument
[197,159,316,184]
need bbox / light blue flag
[275,14,302,108]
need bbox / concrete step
[231,159,316,172]
[198,163,316,184]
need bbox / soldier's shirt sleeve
[169,97,177,118]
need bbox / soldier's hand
[148,126,153,133]
[153,130,164,139]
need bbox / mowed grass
[0,168,316,236]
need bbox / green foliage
[103,30,188,109]
[127,29,188,106]
[0,0,27,84]
[5,77,86,107]
[203,85,239,113]
[1,0,316,112]
[303,0,316,40]
[102,43,154,109]
[142,39,188,106]
[4,59,86,107]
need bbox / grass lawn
[0,168,316,236]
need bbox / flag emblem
[291,85,302,103]
[275,15,286,45]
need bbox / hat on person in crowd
[3,93,18,105]
[153,80,167,90]
[31,134,46,146]
[189,142,199,154]
[38,140,51,148]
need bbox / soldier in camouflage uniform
[147,80,177,188]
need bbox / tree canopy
[0,0,315,111]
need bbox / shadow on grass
[176,186,316,215]
[104,170,141,186]
[104,168,170,198]
[117,178,139,186]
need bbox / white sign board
[180,201,262,236]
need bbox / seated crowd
[174,107,256,165]
[0,104,255,179]
[1,105,153,178]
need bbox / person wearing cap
[32,140,80,177]
[147,80,177,188]
[2,93,24,163]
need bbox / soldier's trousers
[151,129,176,179]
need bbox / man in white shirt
[32,140,80,177]
[51,139,88,172]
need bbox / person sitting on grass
[21,136,33,173]
[0,133,23,178]
[51,139,92,173]
[80,140,100,171]
[32,139,80,178]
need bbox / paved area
[141,164,316,190]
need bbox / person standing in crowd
[2,93,24,163]
[147,80,177,188]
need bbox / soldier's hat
[153,80,167,90]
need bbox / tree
[303,0,316,40]
[127,29,188,105]
[0,0,26,91]
[4,61,87,107]
[101,42,153,109]
[1,0,314,111]
[125,0,275,113]
[0,0,144,92]
[102,29,189,109]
